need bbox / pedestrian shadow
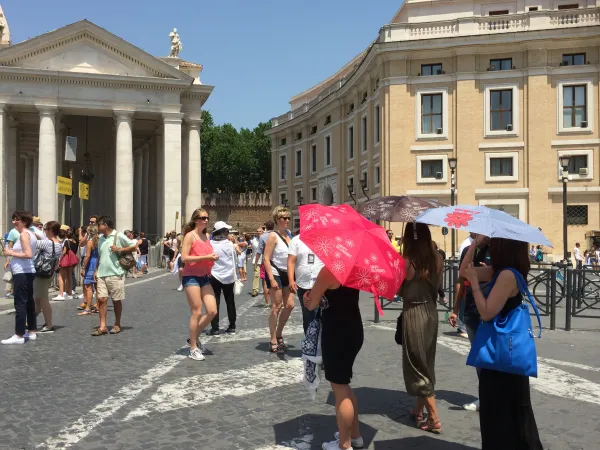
[374,436,479,449]
[436,389,477,409]
[254,342,301,360]
[272,413,378,449]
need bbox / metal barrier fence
[374,262,600,331]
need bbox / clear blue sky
[4,0,402,129]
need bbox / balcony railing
[271,8,600,128]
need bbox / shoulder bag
[114,233,136,271]
[232,245,244,296]
[35,241,60,278]
[269,231,291,278]
[466,267,542,377]
[59,240,79,268]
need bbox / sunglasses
[280,216,291,221]
[198,217,209,221]
[89,221,96,224]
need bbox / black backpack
[35,241,60,278]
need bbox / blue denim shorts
[182,275,211,288]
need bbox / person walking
[237,233,250,282]
[34,221,62,332]
[251,228,263,297]
[573,242,583,268]
[54,227,78,301]
[263,207,294,353]
[287,233,324,334]
[180,208,219,361]
[304,267,364,450]
[78,225,100,316]
[92,216,138,336]
[461,238,543,450]
[2,211,38,345]
[400,222,443,433]
[257,221,274,308]
[4,224,20,299]
[138,232,149,274]
[208,221,238,335]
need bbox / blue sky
[4,0,401,129]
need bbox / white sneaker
[71,290,77,296]
[52,294,66,301]
[188,348,205,361]
[463,399,480,411]
[334,433,363,449]
[322,440,352,450]
[177,285,183,292]
[65,295,74,300]
[185,338,205,352]
[1,334,25,345]
[24,331,37,341]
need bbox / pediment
[0,20,192,81]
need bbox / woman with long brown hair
[34,221,63,332]
[78,225,100,316]
[180,208,219,361]
[400,222,443,433]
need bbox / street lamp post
[360,176,370,201]
[560,155,571,263]
[347,183,356,205]
[448,157,457,258]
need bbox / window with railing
[567,205,588,225]
[421,94,443,134]
[421,63,443,76]
[563,85,587,128]
[561,53,585,66]
[489,58,513,71]
[490,89,513,131]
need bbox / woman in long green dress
[400,222,443,433]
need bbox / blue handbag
[466,267,542,377]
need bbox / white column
[0,107,6,232]
[133,147,143,231]
[7,120,18,218]
[180,124,188,220]
[114,111,134,231]
[154,127,163,236]
[162,113,182,235]
[185,119,202,217]
[24,155,34,211]
[141,142,150,231]
[37,107,57,222]
[32,156,38,215]
[56,123,65,223]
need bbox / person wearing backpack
[34,221,63,333]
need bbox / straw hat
[32,216,42,226]
[60,224,70,231]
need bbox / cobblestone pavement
[0,267,599,450]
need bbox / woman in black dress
[304,267,364,450]
[461,237,543,450]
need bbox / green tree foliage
[200,111,271,193]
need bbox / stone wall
[201,192,272,234]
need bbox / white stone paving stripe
[255,434,314,450]
[124,358,304,421]
[36,295,259,449]
[538,357,600,373]
[372,324,600,407]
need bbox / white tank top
[10,230,37,274]
[270,232,289,276]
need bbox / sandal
[77,309,91,316]
[91,328,108,336]
[410,409,425,424]
[276,336,287,350]
[110,325,121,334]
[269,342,283,353]
[90,305,99,313]
[419,420,442,434]
[77,303,87,310]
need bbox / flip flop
[91,328,108,336]
[77,310,91,316]
[110,325,121,334]
[77,303,87,310]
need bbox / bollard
[565,266,573,331]
[550,266,557,331]
[374,297,380,324]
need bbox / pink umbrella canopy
[299,204,406,315]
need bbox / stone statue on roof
[169,28,182,58]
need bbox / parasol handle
[371,286,384,317]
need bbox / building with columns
[0,8,212,236]
[268,0,600,258]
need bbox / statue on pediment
[169,28,182,58]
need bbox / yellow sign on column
[79,182,89,200]
[57,176,72,196]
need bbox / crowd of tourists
[2,204,545,450]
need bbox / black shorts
[322,316,364,385]
[168,249,175,261]
[266,273,289,290]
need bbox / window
[563,85,587,128]
[360,170,368,190]
[557,150,593,180]
[279,155,287,180]
[490,157,513,176]
[348,175,354,188]
[280,192,287,205]
[310,125,317,135]
[348,126,354,160]
[361,116,368,153]
[348,103,355,115]
[421,63,443,76]
[296,132,302,141]
[562,53,586,66]
[311,144,317,173]
[566,205,588,225]
[361,92,368,104]
[528,6,539,11]
[324,115,331,125]
[295,150,302,177]
[421,160,444,179]
[489,58,513,71]
[374,165,381,186]
[558,4,579,10]
[280,138,287,146]
[295,189,303,205]
[490,89,513,131]
[311,187,317,202]
[324,135,331,167]
[489,10,509,15]
[374,104,380,144]
[293,218,300,230]
[568,155,588,173]
[421,94,443,134]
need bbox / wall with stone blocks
[200,192,273,234]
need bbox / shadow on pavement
[435,389,478,408]
[374,436,479,449]
[272,413,378,449]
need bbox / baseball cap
[213,221,232,232]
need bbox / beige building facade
[267,0,600,258]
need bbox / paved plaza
[0,267,599,450]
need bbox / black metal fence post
[374,297,380,324]
[550,265,557,330]
[565,265,573,331]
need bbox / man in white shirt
[573,242,582,269]
[287,235,324,334]
[251,228,263,297]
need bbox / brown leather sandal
[420,420,442,434]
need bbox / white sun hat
[213,221,232,232]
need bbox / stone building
[267,0,600,258]
[0,5,212,236]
